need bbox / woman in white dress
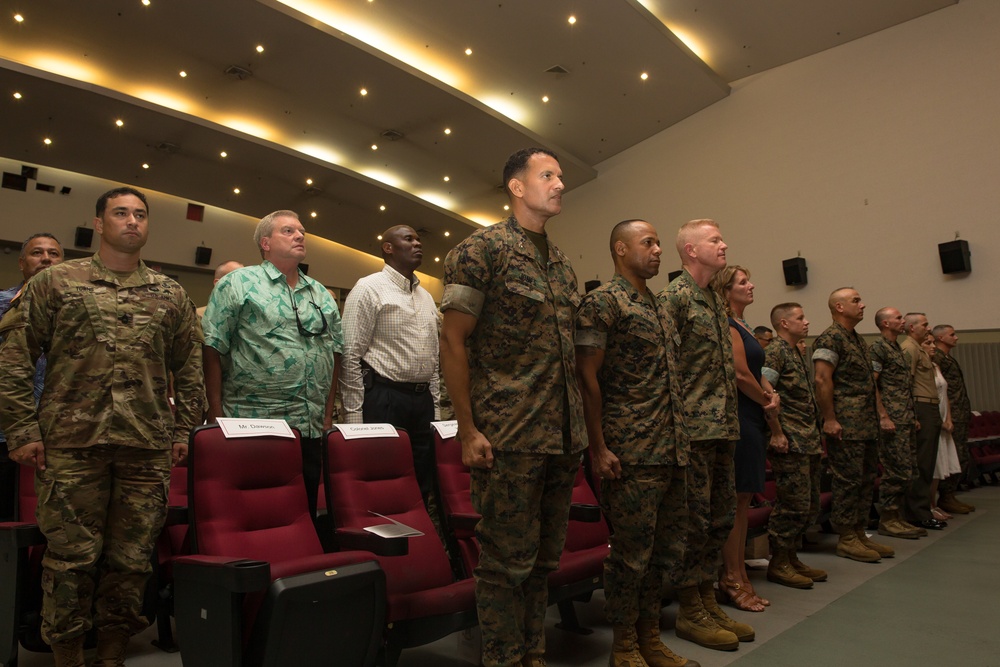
[923,334,961,521]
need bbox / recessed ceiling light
[640,72,649,81]
[443,176,450,182]
[464,48,472,56]
[503,204,510,211]
[542,95,550,103]
[310,211,318,218]
[306,178,313,185]
[255,45,264,54]
[371,144,378,151]
[220,151,228,158]
[444,128,451,135]
[141,0,151,6]
[568,15,576,25]
[434,257,440,263]
[14,14,24,23]
[379,205,386,211]
[233,187,240,194]
[43,137,52,145]
[360,88,368,96]
[12,92,22,100]
[115,119,124,128]
[179,70,187,78]
[444,231,450,237]
[377,234,383,240]
[142,163,150,169]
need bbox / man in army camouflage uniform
[659,219,756,652]
[440,148,586,667]
[932,324,976,514]
[812,288,895,562]
[870,307,925,539]
[761,303,828,588]
[0,187,204,667]
[576,220,698,667]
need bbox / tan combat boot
[877,509,923,540]
[788,549,828,582]
[938,492,973,514]
[521,655,547,667]
[673,585,739,651]
[609,625,649,667]
[91,628,131,667]
[636,619,700,667]
[834,524,880,563]
[698,580,754,643]
[50,635,85,667]
[855,526,894,558]
[766,546,813,589]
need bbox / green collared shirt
[812,322,879,440]
[762,338,821,454]
[202,261,343,437]
[869,336,915,425]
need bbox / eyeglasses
[287,284,328,337]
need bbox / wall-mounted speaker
[782,257,808,286]
[194,246,213,266]
[584,279,601,293]
[667,269,683,283]
[938,240,971,274]
[74,227,93,248]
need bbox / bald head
[214,260,244,284]
[827,287,856,313]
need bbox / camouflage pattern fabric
[869,337,917,513]
[36,445,171,643]
[877,425,917,513]
[657,270,739,442]
[676,438,736,587]
[826,437,879,528]
[767,452,822,548]
[934,350,971,423]
[762,337,822,455]
[441,216,586,455]
[202,261,342,438]
[0,255,204,450]
[471,451,580,667]
[812,322,879,441]
[600,465,687,624]
[575,273,688,465]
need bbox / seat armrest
[173,556,271,593]
[335,528,408,556]
[569,503,601,523]
[0,522,45,550]
[166,506,189,526]
[447,512,481,533]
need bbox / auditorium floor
[16,484,999,667]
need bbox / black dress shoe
[918,518,947,530]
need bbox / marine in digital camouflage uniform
[576,220,696,667]
[440,149,585,667]
[812,288,892,562]
[761,303,827,585]
[933,325,975,513]
[659,220,750,653]
[869,307,922,539]
[0,187,204,667]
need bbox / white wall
[554,0,1000,334]
[0,158,443,305]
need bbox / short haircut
[502,147,558,198]
[873,307,897,329]
[675,218,718,259]
[213,260,244,281]
[19,233,62,259]
[932,324,955,338]
[903,312,926,332]
[770,302,802,329]
[379,225,415,260]
[254,210,300,257]
[753,325,772,336]
[609,219,647,254]
[96,187,148,217]
[827,287,856,312]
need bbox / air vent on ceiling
[380,129,404,141]
[155,141,180,154]
[224,64,253,80]
[545,65,569,74]
[305,185,323,195]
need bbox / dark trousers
[905,402,941,523]
[301,437,322,520]
[0,448,15,522]
[362,382,436,501]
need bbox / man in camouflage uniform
[0,187,204,667]
[440,148,586,667]
[813,288,894,562]
[870,307,925,539]
[761,303,828,588]
[899,312,945,530]
[933,324,975,513]
[659,219,754,652]
[576,220,697,667]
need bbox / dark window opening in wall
[36,183,56,193]
[187,203,205,221]
[20,166,38,180]
[1,172,28,191]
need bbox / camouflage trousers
[676,439,736,588]
[938,421,970,495]
[471,450,580,667]
[877,423,917,513]
[827,438,878,528]
[35,444,171,645]
[766,452,821,549]
[600,464,687,626]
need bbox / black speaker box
[938,240,971,274]
[667,270,683,283]
[194,246,213,265]
[584,279,601,293]
[74,226,93,248]
[782,257,808,286]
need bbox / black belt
[914,397,939,405]
[371,373,429,394]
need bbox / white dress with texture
[933,365,962,480]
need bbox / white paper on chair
[431,420,458,439]
[337,423,399,439]
[216,418,295,439]
[363,511,424,538]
